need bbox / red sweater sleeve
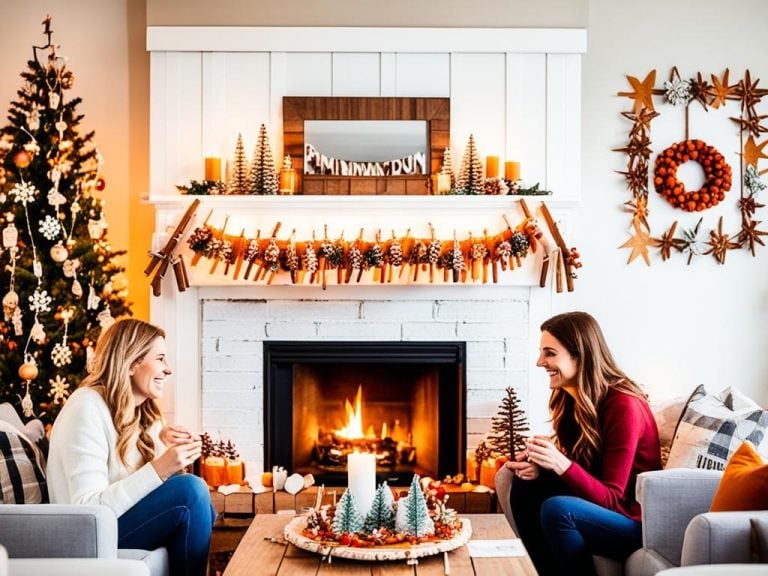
[560,390,661,520]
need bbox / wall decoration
[616,67,768,266]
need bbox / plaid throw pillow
[667,385,768,470]
[0,420,48,503]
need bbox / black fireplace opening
[264,341,466,486]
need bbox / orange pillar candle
[505,161,520,181]
[205,157,222,181]
[485,155,499,178]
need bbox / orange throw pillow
[710,441,768,512]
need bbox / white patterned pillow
[0,420,48,503]
[666,385,768,471]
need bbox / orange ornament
[653,139,732,212]
[18,362,38,381]
[13,150,31,169]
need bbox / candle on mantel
[436,172,452,194]
[205,157,222,181]
[505,160,521,182]
[347,452,376,519]
[486,155,499,178]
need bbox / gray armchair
[496,466,768,576]
[0,504,168,576]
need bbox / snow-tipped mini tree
[228,133,249,195]
[364,482,395,532]
[455,134,484,195]
[247,124,278,195]
[395,474,434,537]
[0,18,131,424]
[487,386,530,459]
[331,488,365,535]
[441,147,456,189]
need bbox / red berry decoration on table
[653,139,732,212]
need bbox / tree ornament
[487,386,530,459]
[48,374,70,405]
[18,359,38,381]
[87,284,100,310]
[30,318,45,343]
[331,489,365,535]
[49,91,60,109]
[71,278,83,298]
[97,307,115,329]
[495,240,512,271]
[2,290,19,321]
[85,345,95,373]
[87,218,103,239]
[33,259,43,278]
[39,215,62,240]
[395,474,435,537]
[51,343,72,367]
[10,181,37,204]
[302,240,318,282]
[13,150,31,169]
[20,381,34,417]
[3,220,18,249]
[510,231,530,260]
[28,289,52,313]
[50,242,68,262]
[47,188,66,210]
[229,133,249,195]
[11,306,22,335]
[26,106,41,131]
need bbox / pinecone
[303,243,318,274]
[389,239,403,266]
[321,240,343,268]
[244,238,260,262]
[205,238,222,259]
[365,243,384,268]
[187,226,213,253]
[471,242,487,260]
[348,244,364,270]
[214,239,234,263]
[452,242,465,271]
[225,439,239,460]
[201,432,213,457]
[483,177,509,195]
[440,250,453,270]
[283,241,299,271]
[264,238,280,271]
[411,241,427,265]
[496,240,512,260]
[510,231,530,258]
[427,239,442,264]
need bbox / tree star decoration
[650,221,684,261]
[624,194,650,232]
[739,219,768,257]
[617,70,658,114]
[619,221,652,266]
[733,70,768,119]
[689,72,712,110]
[680,218,707,265]
[707,69,737,110]
[743,136,768,169]
[704,217,740,265]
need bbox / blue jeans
[510,471,642,576]
[117,474,216,576]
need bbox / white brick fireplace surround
[147,26,585,474]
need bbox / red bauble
[95,177,106,191]
[13,150,31,169]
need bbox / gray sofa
[0,405,168,576]
[496,465,768,576]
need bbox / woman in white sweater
[47,318,214,576]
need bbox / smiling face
[129,336,171,405]
[537,330,579,393]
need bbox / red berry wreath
[653,139,732,212]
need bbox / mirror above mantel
[283,96,449,195]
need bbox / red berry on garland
[13,150,31,169]
[95,177,106,191]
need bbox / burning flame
[336,385,364,439]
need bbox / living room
[0,1,767,575]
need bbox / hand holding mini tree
[487,386,530,459]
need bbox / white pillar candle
[347,452,376,519]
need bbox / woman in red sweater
[505,311,661,576]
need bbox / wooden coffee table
[223,513,538,575]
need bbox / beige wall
[146,0,587,27]
[0,1,152,321]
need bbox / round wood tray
[283,517,473,562]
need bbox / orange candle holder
[505,161,520,181]
[486,155,499,178]
[204,157,222,181]
[203,456,227,487]
[226,460,244,485]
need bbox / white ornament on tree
[50,242,68,262]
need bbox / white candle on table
[347,452,376,519]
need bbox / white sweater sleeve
[50,390,163,517]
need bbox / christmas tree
[363,482,395,532]
[0,18,130,424]
[455,134,484,195]
[331,488,365,535]
[487,386,530,459]
[247,124,278,195]
[395,474,435,537]
[441,147,456,189]
[228,133,249,195]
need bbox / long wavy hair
[80,319,165,468]
[542,311,645,469]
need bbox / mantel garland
[159,200,582,291]
[616,68,768,265]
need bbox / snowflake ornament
[10,182,38,204]
[49,375,70,405]
[51,342,73,367]
[29,289,52,313]
[39,215,62,240]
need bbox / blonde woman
[47,319,214,576]
[505,312,661,576]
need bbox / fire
[335,385,365,439]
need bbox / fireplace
[264,341,466,485]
